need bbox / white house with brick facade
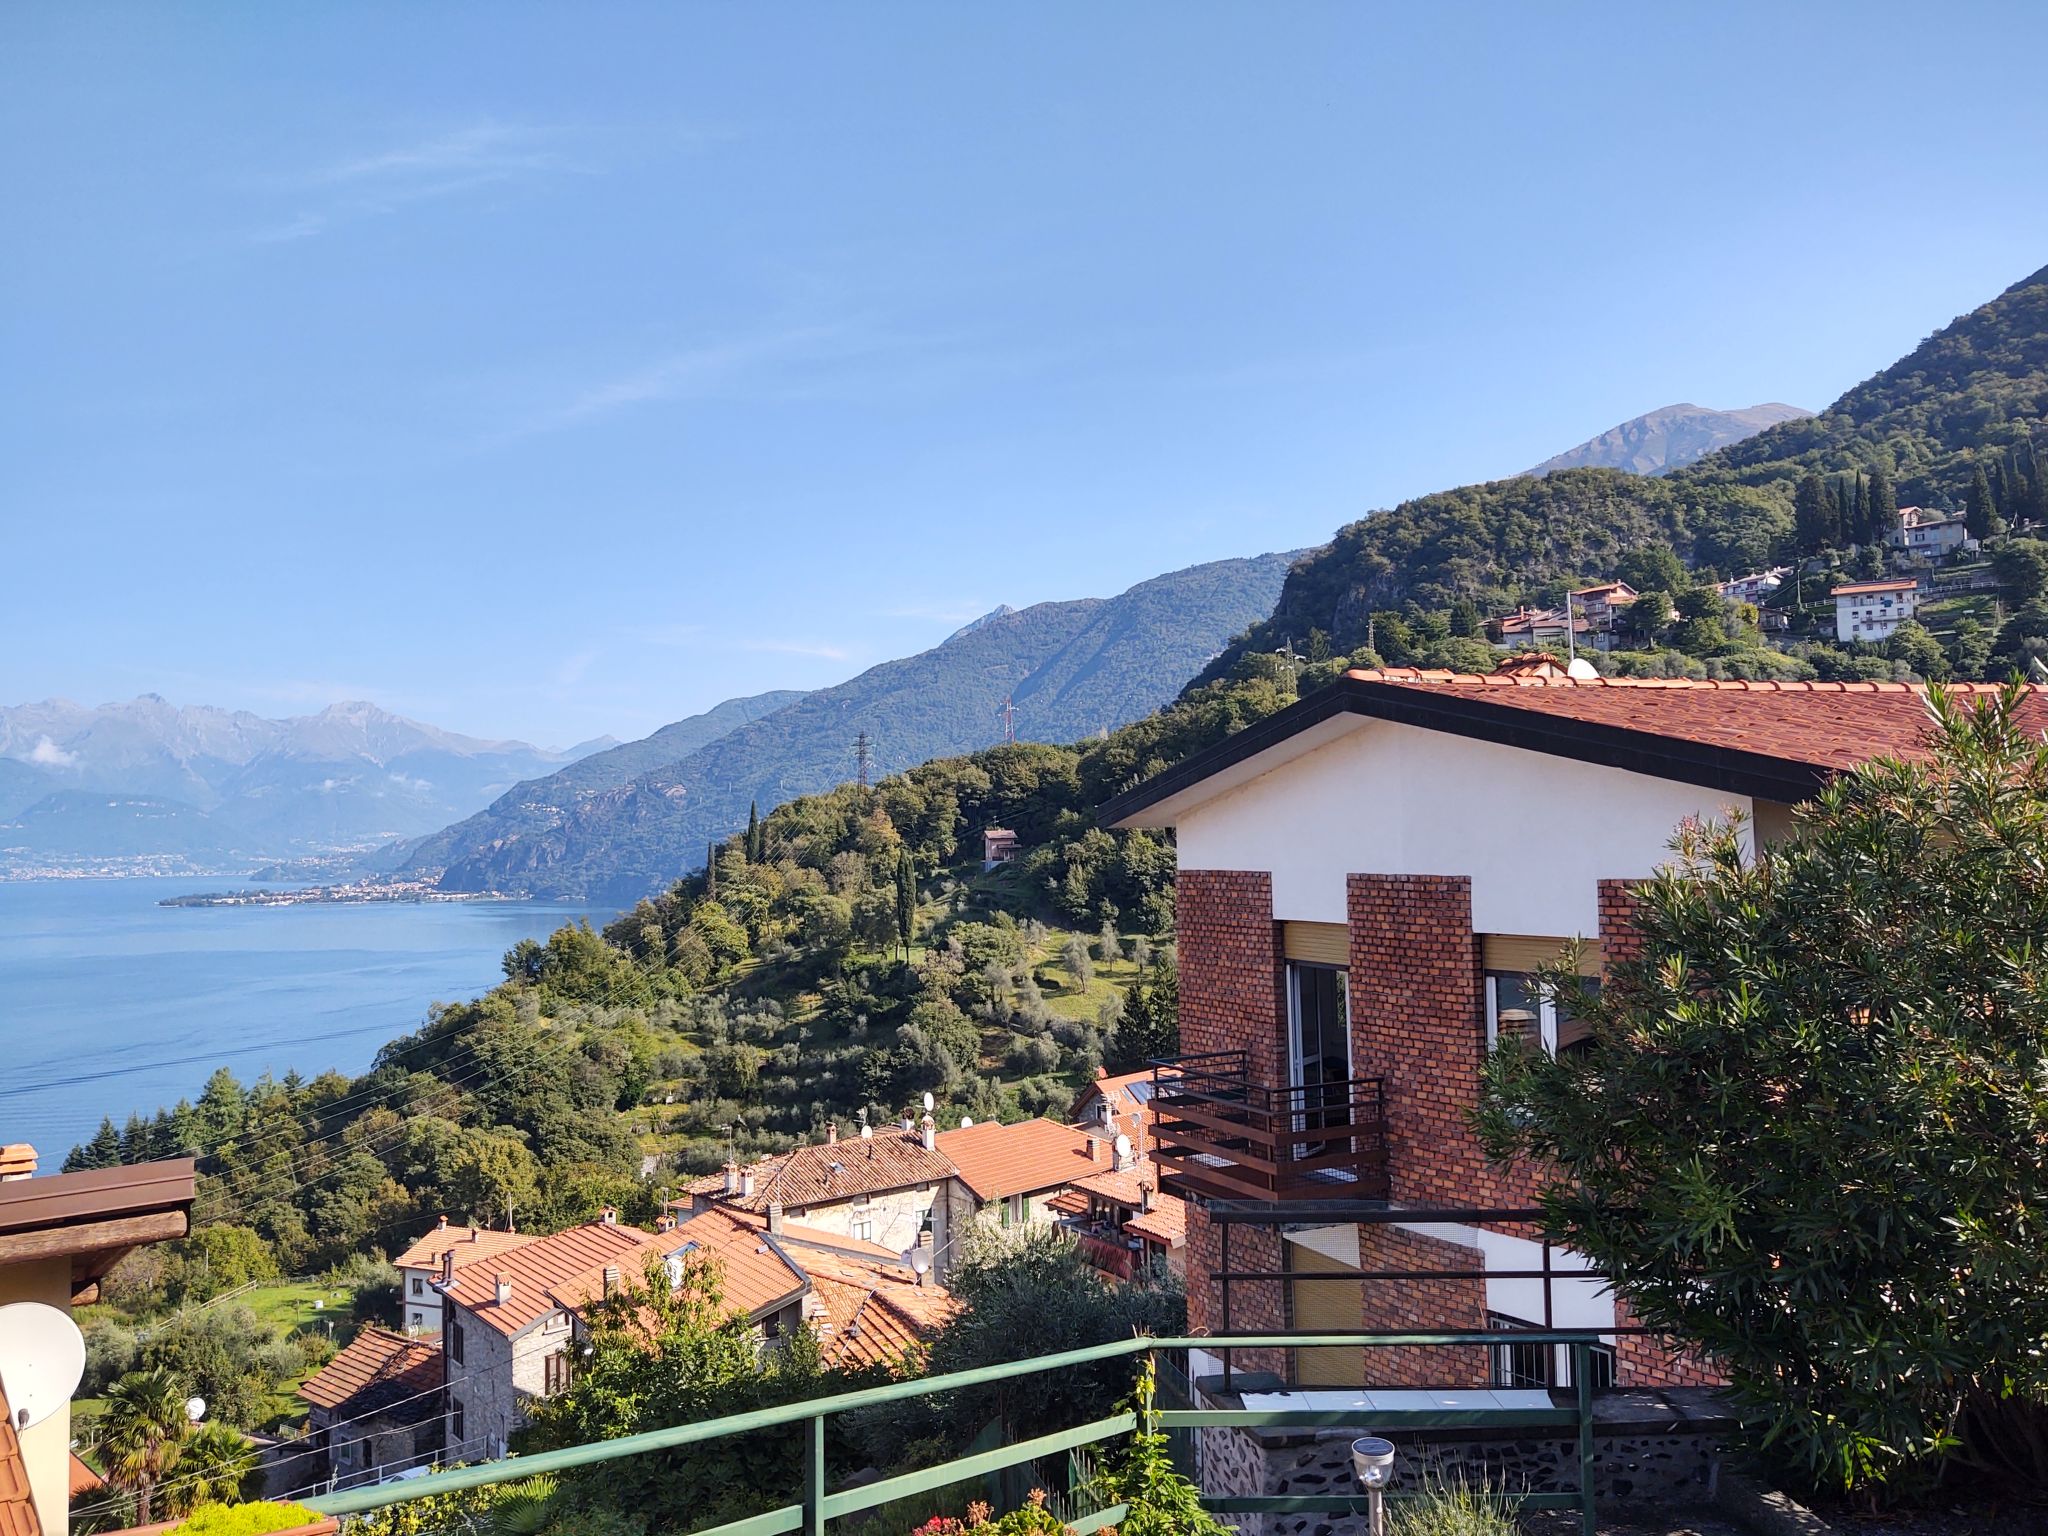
[1104,667,2048,1400]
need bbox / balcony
[1149,1051,1390,1204]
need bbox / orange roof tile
[298,1328,442,1420]
[1336,671,2048,777]
[67,1455,101,1500]
[649,1210,809,1320]
[798,1250,958,1370]
[687,1206,908,1264]
[391,1223,537,1272]
[1124,1195,1188,1247]
[0,1380,39,1536]
[691,1133,955,1213]
[443,1219,660,1337]
[934,1119,1099,1202]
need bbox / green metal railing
[305,1331,1609,1536]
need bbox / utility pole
[1564,591,1578,668]
[1273,638,1299,689]
[854,730,873,792]
[997,696,1015,744]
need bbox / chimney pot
[723,1161,739,1196]
[494,1274,512,1306]
[766,1201,784,1235]
[1090,1138,1101,1163]
[441,1248,456,1284]
[825,1122,838,1145]
[740,1168,756,1198]
[599,1205,617,1226]
[436,1214,449,1230]
[919,1113,936,1152]
[602,1265,621,1298]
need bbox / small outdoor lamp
[1350,1436,1396,1536]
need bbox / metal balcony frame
[1149,1051,1391,1204]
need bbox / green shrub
[171,1501,322,1536]
[1387,1478,1517,1536]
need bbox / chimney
[599,1206,618,1226]
[602,1265,621,1299]
[470,1227,481,1243]
[0,1145,37,1183]
[723,1161,740,1196]
[1094,1065,1108,1080]
[920,1113,936,1152]
[441,1247,456,1285]
[436,1213,449,1231]
[900,1112,914,1133]
[825,1122,838,1145]
[1090,1138,1101,1164]
[1114,1138,1135,1174]
[1140,1186,1153,1215]
[494,1274,512,1306]
[740,1168,756,1199]
[766,1201,784,1235]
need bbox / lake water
[0,878,605,1160]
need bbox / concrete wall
[1174,719,1753,937]
[790,1181,948,1263]
[399,1267,440,1334]
[0,1256,72,1536]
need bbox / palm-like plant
[94,1367,189,1524]
[171,1422,260,1516]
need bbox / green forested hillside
[419,553,1295,904]
[1202,261,2048,682]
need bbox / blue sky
[6,3,2047,747]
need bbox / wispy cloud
[878,601,993,626]
[247,122,595,244]
[28,735,76,767]
[732,638,850,661]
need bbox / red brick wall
[1175,870,1288,1374]
[1597,878,1645,965]
[1353,1224,1490,1387]
[1176,869,1286,1087]
[1346,874,1541,1208]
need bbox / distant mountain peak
[1527,401,1812,478]
[946,605,1017,642]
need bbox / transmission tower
[854,730,873,791]
[997,695,1015,744]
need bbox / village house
[392,1217,535,1335]
[1832,577,1920,642]
[1716,567,1786,603]
[1047,1156,1188,1279]
[298,1328,444,1490]
[933,1117,1100,1233]
[1892,505,1969,557]
[675,1119,958,1269]
[1493,606,1587,649]
[436,1210,660,1461]
[982,827,1021,869]
[1567,581,1637,630]
[1101,667,2048,1398]
[0,1144,196,1536]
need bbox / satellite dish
[1113,1133,1133,1159]
[1566,657,1599,680]
[959,1116,974,1129]
[0,1303,85,1428]
[186,1396,207,1424]
[922,1092,935,1112]
[905,1248,932,1276]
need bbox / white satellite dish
[1112,1133,1133,1160]
[185,1396,207,1424]
[1566,657,1599,680]
[959,1116,974,1129]
[921,1092,935,1112]
[0,1303,85,1429]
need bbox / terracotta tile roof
[693,1133,956,1212]
[0,1380,38,1536]
[798,1250,958,1370]
[1831,579,1919,596]
[688,1206,908,1264]
[1068,1163,1155,1207]
[299,1328,442,1422]
[934,1119,1099,1202]
[1123,1194,1188,1247]
[443,1219,660,1337]
[391,1222,538,1272]
[1341,670,2048,776]
[67,1455,101,1500]
[652,1210,809,1319]
[1046,1189,1089,1216]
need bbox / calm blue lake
[0,878,604,1161]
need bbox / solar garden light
[1350,1436,1396,1536]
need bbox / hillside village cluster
[1492,502,1978,654]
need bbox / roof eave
[1097,676,1830,829]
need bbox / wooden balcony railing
[1149,1050,1390,1204]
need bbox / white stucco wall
[1173,718,1754,937]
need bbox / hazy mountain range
[0,698,599,869]
[1526,402,1813,477]
[409,553,1299,904]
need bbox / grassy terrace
[307,1331,1613,1536]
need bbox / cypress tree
[1967,464,2003,540]
[744,802,761,863]
[894,850,916,957]
[1867,462,1899,546]
[1795,471,1839,554]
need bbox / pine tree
[65,1117,123,1172]
[1967,464,2004,541]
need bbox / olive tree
[1477,684,2048,1498]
